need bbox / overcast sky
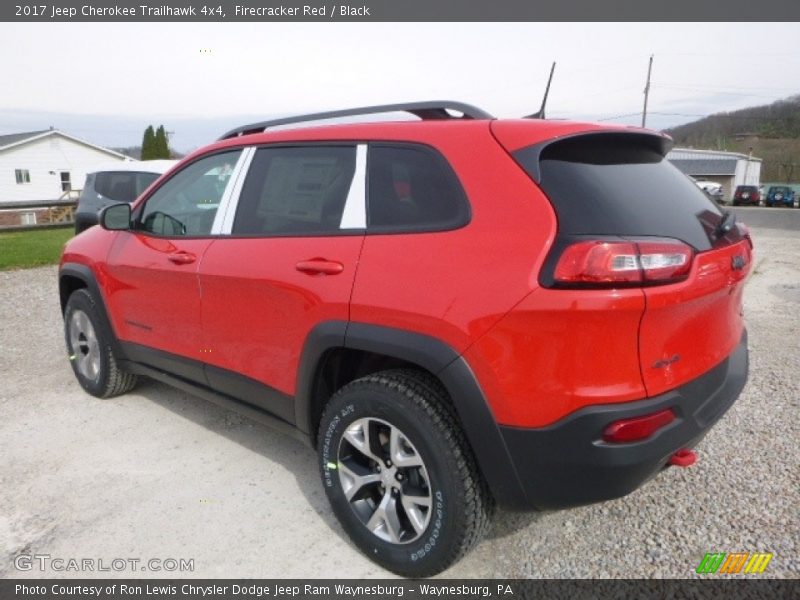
[2,22,799,152]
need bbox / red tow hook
[669,448,697,467]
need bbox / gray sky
[2,22,799,152]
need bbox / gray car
[75,160,177,234]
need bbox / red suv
[59,102,752,577]
[732,185,761,206]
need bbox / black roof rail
[218,101,494,140]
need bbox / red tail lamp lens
[602,409,675,443]
[554,240,693,286]
[554,241,641,284]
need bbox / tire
[317,369,493,577]
[64,288,137,398]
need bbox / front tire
[317,369,493,577]
[64,289,137,398]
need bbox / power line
[655,82,800,93]
[653,112,800,121]
[590,112,643,122]
[652,84,790,100]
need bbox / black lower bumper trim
[499,331,749,510]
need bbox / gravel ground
[0,221,798,579]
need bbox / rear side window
[94,171,160,203]
[515,134,723,251]
[233,146,356,236]
[367,144,469,233]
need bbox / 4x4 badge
[731,255,747,271]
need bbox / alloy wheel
[69,309,101,381]
[336,417,432,544]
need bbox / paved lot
[1,217,798,579]
[731,205,800,230]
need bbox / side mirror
[99,203,131,231]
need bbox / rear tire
[64,289,137,398]
[317,369,493,577]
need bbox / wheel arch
[59,263,124,359]
[296,321,529,509]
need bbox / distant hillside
[112,146,185,160]
[113,146,141,159]
[665,96,800,182]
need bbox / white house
[0,129,131,204]
[667,148,762,201]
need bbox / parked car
[765,185,796,208]
[74,160,177,234]
[58,102,752,577]
[693,180,725,204]
[732,185,761,206]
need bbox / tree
[154,125,170,159]
[140,125,170,159]
[140,126,156,160]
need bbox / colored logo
[696,552,773,574]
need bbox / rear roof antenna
[525,62,556,120]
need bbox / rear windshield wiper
[716,210,736,237]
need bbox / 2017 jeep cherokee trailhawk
[59,102,752,577]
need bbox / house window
[21,212,37,226]
[15,169,31,184]
[60,171,71,192]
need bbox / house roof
[670,158,739,176]
[0,130,50,148]
[667,147,762,162]
[0,129,130,159]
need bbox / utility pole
[642,54,653,128]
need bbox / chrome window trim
[212,146,255,235]
[339,144,367,230]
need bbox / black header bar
[3,0,800,22]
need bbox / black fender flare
[59,262,125,360]
[295,321,529,509]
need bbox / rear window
[94,171,161,203]
[514,133,724,251]
[233,146,356,236]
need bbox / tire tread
[320,368,494,576]
[66,289,137,398]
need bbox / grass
[0,227,74,270]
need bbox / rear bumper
[497,330,748,510]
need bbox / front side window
[233,146,356,236]
[15,169,30,184]
[367,144,470,233]
[138,150,241,236]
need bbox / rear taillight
[553,240,693,287]
[602,408,675,443]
